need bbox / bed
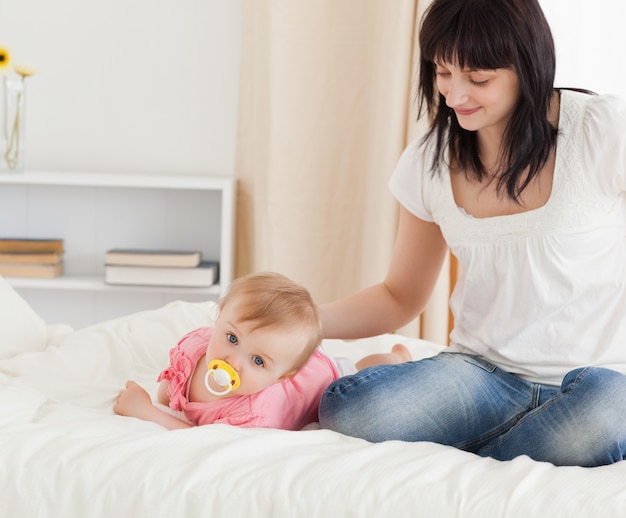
[1,278,625,517]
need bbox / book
[0,252,63,265]
[0,262,63,278]
[105,261,219,288]
[0,238,64,254]
[105,249,202,268]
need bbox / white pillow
[0,276,47,358]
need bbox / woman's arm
[320,206,448,339]
[114,380,192,430]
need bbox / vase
[1,75,26,173]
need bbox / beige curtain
[235,0,452,344]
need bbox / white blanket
[1,300,625,517]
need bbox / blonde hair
[218,272,322,372]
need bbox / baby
[114,271,410,430]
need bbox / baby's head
[207,272,322,396]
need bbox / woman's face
[435,61,520,137]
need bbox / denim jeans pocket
[453,353,498,373]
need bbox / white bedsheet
[1,300,625,517]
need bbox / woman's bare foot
[355,343,414,370]
[391,344,412,362]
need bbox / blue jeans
[318,352,626,467]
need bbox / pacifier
[205,359,241,396]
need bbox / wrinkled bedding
[1,300,625,517]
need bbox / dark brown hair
[418,0,558,202]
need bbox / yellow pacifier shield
[205,359,241,396]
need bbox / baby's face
[206,301,308,396]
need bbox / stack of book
[0,238,64,278]
[104,249,219,287]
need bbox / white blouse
[389,90,626,385]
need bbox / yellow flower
[0,47,11,72]
[14,64,36,78]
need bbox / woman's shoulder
[388,135,445,222]
[585,92,626,128]
[560,89,626,130]
[560,89,626,194]
[559,89,626,153]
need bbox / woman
[317,0,626,467]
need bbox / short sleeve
[388,137,435,222]
[582,94,626,194]
[157,327,211,410]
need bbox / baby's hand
[114,380,154,419]
[114,380,192,430]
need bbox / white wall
[0,0,241,176]
[2,1,623,176]
[540,0,626,97]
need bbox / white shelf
[0,170,236,328]
[0,170,232,190]
[7,274,223,295]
